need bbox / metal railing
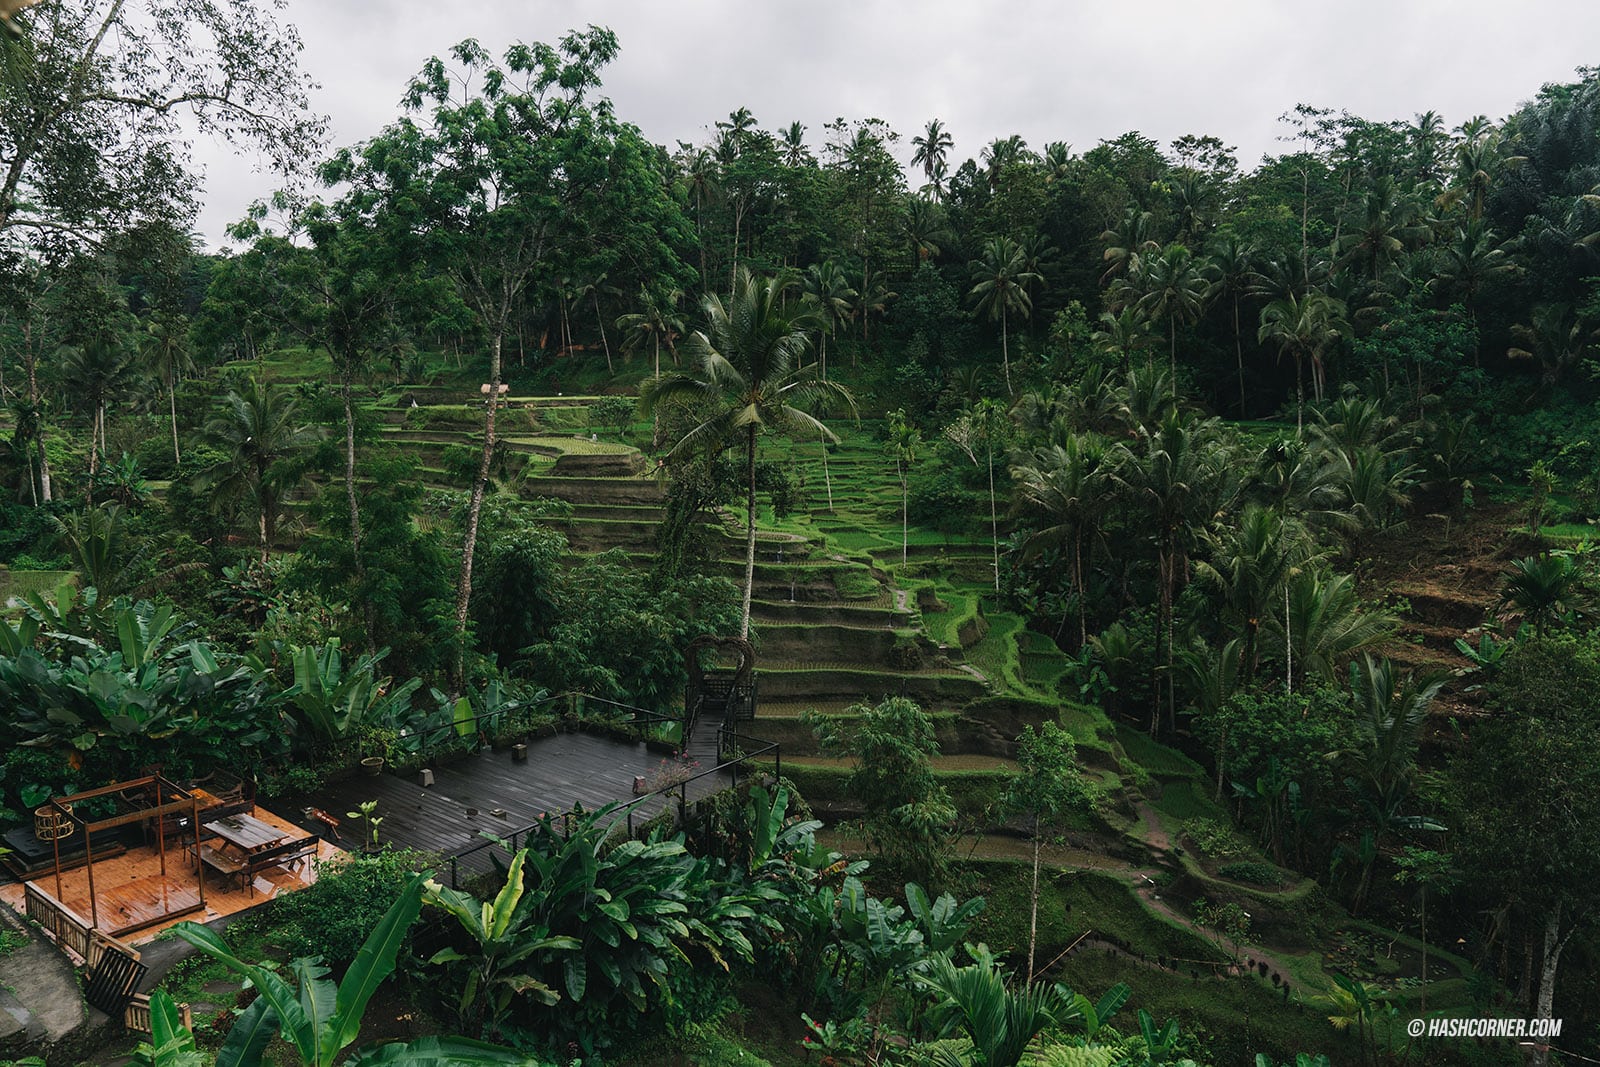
[406,691,686,765]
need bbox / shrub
[1182,817,1246,859]
[1217,861,1285,887]
[239,848,428,967]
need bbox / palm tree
[1195,503,1312,683]
[641,269,856,637]
[1429,220,1513,362]
[1257,290,1350,434]
[1041,141,1073,184]
[1342,654,1448,913]
[198,381,318,566]
[1099,207,1160,283]
[1333,176,1428,285]
[902,197,951,271]
[57,337,136,503]
[1508,303,1597,388]
[801,261,856,382]
[1498,554,1586,633]
[1205,234,1258,416]
[969,236,1041,396]
[1012,432,1124,647]
[679,147,721,289]
[1269,569,1396,692]
[1131,243,1212,379]
[1092,307,1157,369]
[910,118,953,183]
[779,120,809,167]
[855,267,895,345]
[141,309,193,466]
[1125,409,1240,735]
[616,284,685,380]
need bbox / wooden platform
[0,805,343,945]
[284,728,737,860]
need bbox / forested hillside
[3,5,1600,1065]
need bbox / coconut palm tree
[1124,410,1241,734]
[801,261,856,382]
[1130,243,1213,379]
[1269,569,1396,692]
[1195,503,1313,683]
[641,269,856,637]
[141,309,193,466]
[1012,432,1124,648]
[902,197,951,271]
[1429,220,1513,363]
[616,284,685,380]
[969,236,1041,396]
[1258,290,1350,434]
[1205,234,1258,416]
[1099,207,1160,284]
[198,380,318,566]
[910,118,953,183]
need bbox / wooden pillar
[85,823,96,930]
[52,807,62,901]
[193,796,205,911]
[155,778,166,877]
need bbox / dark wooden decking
[281,724,736,871]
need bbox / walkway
[283,726,738,862]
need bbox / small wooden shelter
[40,775,208,935]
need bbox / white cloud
[191,0,1600,248]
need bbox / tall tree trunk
[593,289,612,373]
[740,424,757,639]
[169,376,181,465]
[1001,304,1013,396]
[454,332,503,690]
[24,341,50,503]
[988,448,999,593]
[1169,317,1177,381]
[821,430,833,511]
[899,462,908,565]
[342,377,375,651]
[1233,295,1246,417]
[1530,907,1567,1067]
[1027,831,1041,985]
[258,507,269,568]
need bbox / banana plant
[175,874,534,1066]
[281,639,422,741]
[422,849,579,1038]
[128,991,207,1067]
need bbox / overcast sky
[193,0,1600,249]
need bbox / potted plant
[360,756,385,776]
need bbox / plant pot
[360,757,385,777]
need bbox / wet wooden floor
[0,805,343,944]
[283,727,736,864]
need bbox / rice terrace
[0,2,1598,1065]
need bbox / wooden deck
[283,727,737,864]
[0,805,343,945]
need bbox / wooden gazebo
[40,775,209,935]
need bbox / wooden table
[197,813,287,892]
[203,813,285,854]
